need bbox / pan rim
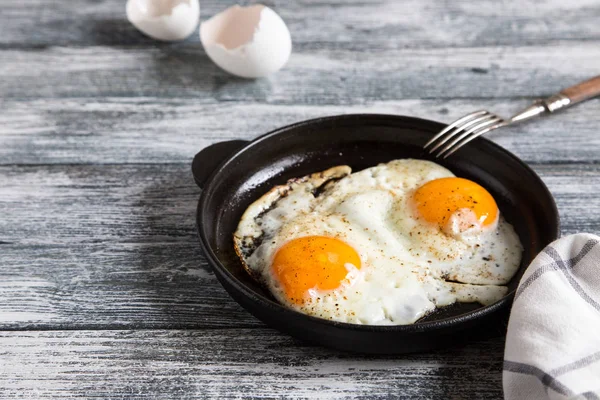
[196,113,560,333]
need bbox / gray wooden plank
[0,329,504,399]
[1,0,599,48]
[0,164,261,330]
[1,43,600,101]
[0,241,261,330]
[1,98,599,165]
[0,163,598,330]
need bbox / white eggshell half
[200,5,292,78]
[126,0,200,41]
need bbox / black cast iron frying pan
[192,114,559,354]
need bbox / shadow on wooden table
[86,17,270,98]
[86,18,160,46]
[131,164,263,330]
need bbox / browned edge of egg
[232,165,352,285]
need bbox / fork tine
[434,116,503,158]
[423,110,488,150]
[442,121,505,159]
[426,113,494,154]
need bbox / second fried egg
[234,159,522,325]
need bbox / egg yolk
[412,177,498,229]
[271,236,361,305]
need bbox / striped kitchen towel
[504,233,600,399]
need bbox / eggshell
[200,4,292,78]
[126,0,200,41]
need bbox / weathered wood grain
[0,163,598,330]
[2,43,600,101]
[1,97,599,165]
[0,329,505,399]
[1,0,599,397]
[2,0,599,48]
[0,164,261,330]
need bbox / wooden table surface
[1,0,599,398]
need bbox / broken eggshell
[126,0,200,41]
[200,4,292,78]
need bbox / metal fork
[425,75,600,158]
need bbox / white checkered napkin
[504,234,600,400]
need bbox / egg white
[234,159,523,325]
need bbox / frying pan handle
[192,140,249,189]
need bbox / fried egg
[234,159,523,325]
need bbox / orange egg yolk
[412,177,498,229]
[271,236,361,305]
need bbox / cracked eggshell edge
[200,6,292,78]
[126,0,200,41]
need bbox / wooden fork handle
[544,75,600,112]
[561,75,600,104]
